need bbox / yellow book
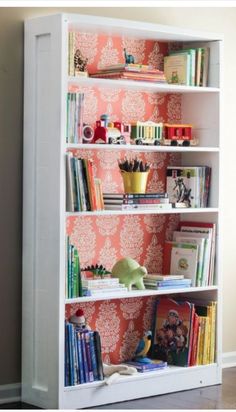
[196,316,204,365]
[202,316,210,365]
[210,302,217,363]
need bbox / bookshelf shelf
[65,286,218,304]
[23,12,222,410]
[66,208,219,217]
[66,143,220,153]
[68,76,220,94]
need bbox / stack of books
[163,221,216,287]
[82,277,127,297]
[103,193,172,211]
[66,152,104,212]
[144,274,191,290]
[124,359,167,373]
[66,92,84,143]
[164,47,209,87]
[65,323,104,386]
[90,63,167,83]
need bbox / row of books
[164,47,209,87]
[103,192,172,211]
[90,63,167,83]
[66,92,84,144]
[151,297,216,366]
[65,323,104,386]
[166,166,211,208]
[163,221,216,287]
[66,237,82,299]
[66,152,104,212]
[82,277,127,296]
[143,274,192,290]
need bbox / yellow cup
[121,171,149,194]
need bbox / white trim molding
[222,352,236,369]
[0,383,21,404]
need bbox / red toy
[163,123,197,146]
[93,118,131,144]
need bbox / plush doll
[103,363,137,385]
[69,309,90,330]
[111,257,147,291]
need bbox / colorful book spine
[93,331,104,380]
[85,332,94,382]
[80,332,90,382]
[76,332,85,384]
[89,332,99,381]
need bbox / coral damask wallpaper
[66,32,182,364]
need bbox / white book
[173,231,205,287]
[82,278,119,286]
[170,244,198,285]
[145,274,184,280]
[66,152,74,212]
[86,286,128,295]
[166,166,199,208]
[180,226,213,286]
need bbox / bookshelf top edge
[25,13,224,42]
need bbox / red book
[84,159,97,211]
[190,313,200,366]
[187,305,195,366]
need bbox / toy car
[130,121,163,145]
[163,123,198,146]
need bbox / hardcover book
[164,54,190,85]
[151,297,194,366]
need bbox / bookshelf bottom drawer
[63,364,221,409]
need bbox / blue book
[73,326,79,384]
[85,332,94,382]
[156,284,191,290]
[157,279,192,286]
[89,332,99,381]
[64,321,70,386]
[125,359,167,372]
[67,323,74,385]
[93,331,104,381]
[76,332,85,384]
[80,332,89,382]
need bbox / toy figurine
[81,264,111,278]
[133,331,152,363]
[124,48,135,64]
[69,308,90,330]
[74,49,88,73]
[111,257,147,291]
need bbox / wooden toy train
[83,115,197,146]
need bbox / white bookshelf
[22,13,222,409]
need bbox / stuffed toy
[103,363,137,385]
[111,257,147,291]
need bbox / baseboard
[222,351,236,369]
[0,383,21,404]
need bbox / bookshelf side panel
[22,15,66,409]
